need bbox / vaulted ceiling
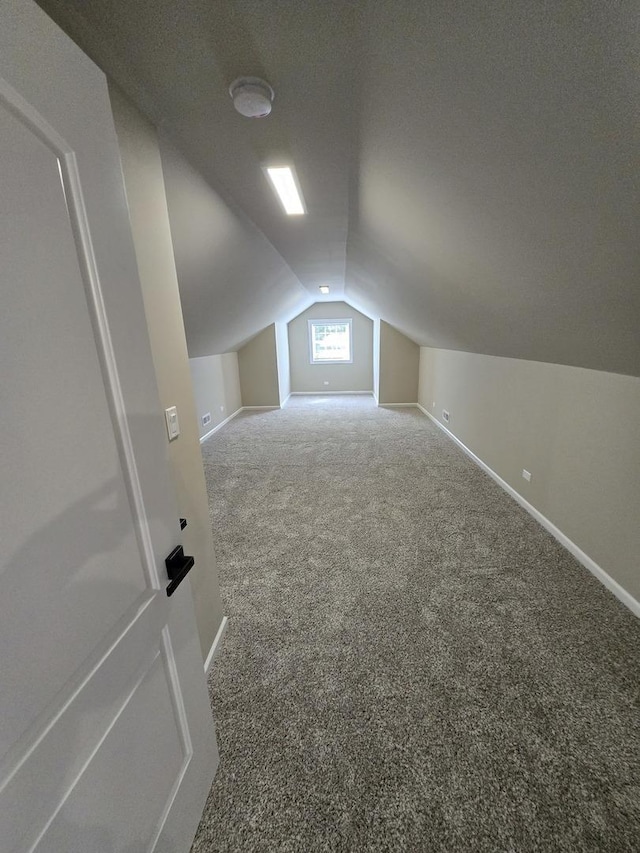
[38,0,640,375]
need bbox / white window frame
[308,318,353,364]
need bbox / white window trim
[308,318,353,364]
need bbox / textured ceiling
[37,0,640,374]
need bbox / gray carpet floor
[192,395,640,852]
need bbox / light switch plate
[165,406,180,441]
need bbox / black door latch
[165,544,195,597]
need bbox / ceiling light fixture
[229,77,274,118]
[264,166,306,215]
[319,285,330,294]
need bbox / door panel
[0,3,218,851]
[36,651,187,853]
[1,596,167,851]
[0,98,149,757]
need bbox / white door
[0,2,218,851]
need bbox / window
[308,318,353,363]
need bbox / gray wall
[419,347,640,603]
[111,86,225,659]
[379,320,419,404]
[238,324,281,407]
[288,301,373,393]
[189,353,242,439]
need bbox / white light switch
[165,406,180,441]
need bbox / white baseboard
[280,393,291,408]
[204,615,228,674]
[289,391,374,396]
[379,402,419,407]
[416,403,640,619]
[200,404,282,442]
[199,407,242,443]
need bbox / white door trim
[204,617,229,675]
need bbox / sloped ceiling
[37,0,640,374]
[158,135,311,356]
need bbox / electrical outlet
[323,381,329,386]
[201,412,211,427]
[522,469,532,482]
[220,405,225,413]
[442,409,450,423]
[432,401,435,409]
